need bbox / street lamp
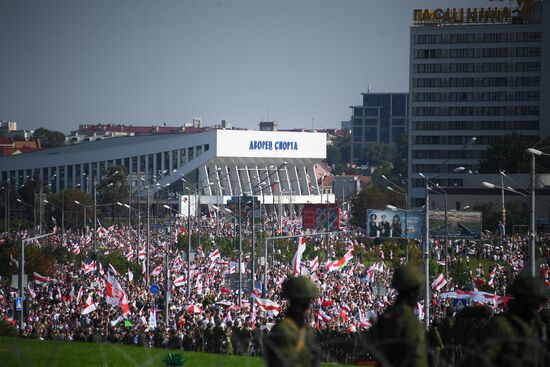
[43,198,64,244]
[16,198,36,234]
[418,166,465,328]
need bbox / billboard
[302,204,340,230]
[216,130,326,159]
[429,210,482,239]
[366,209,423,239]
[366,209,482,239]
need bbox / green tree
[97,166,130,219]
[33,127,66,148]
[359,143,396,167]
[350,186,388,227]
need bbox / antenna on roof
[367,83,371,93]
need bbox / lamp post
[418,166,465,328]
[482,180,530,274]
[44,199,64,245]
[19,233,54,330]
[16,199,36,235]
[163,204,179,325]
[386,184,409,263]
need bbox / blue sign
[150,284,160,295]
[15,297,23,311]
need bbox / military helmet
[281,276,319,301]
[392,264,424,291]
[508,272,548,301]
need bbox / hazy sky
[0,0,490,133]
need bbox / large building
[408,1,550,207]
[0,129,334,217]
[350,92,409,163]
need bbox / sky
[0,0,492,133]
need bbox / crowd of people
[0,215,549,365]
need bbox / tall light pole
[419,166,465,328]
[16,199,36,235]
[19,233,54,330]
[526,148,542,277]
[44,199,64,245]
[500,171,506,237]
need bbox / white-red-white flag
[292,237,307,275]
[256,298,281,316]
[310,256,319,272]
[174,275,187,287]
[81,293,97,315]
[431,273,447,291]
[81,261,97,274]
[33,272,52,284]
[151,265,162,277]
[108,263,119,276]
[209,249,221,262]
[317,309,331,323]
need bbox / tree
[479,134,550,173]
[359,143,396,167]
[33,127,65,148]
[97,166,130,219]
[350,186,388,227]
[325,131,351,167]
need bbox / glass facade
[350,93,409,162]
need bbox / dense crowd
[0,216,549,365]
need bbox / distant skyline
[1,0,491,133]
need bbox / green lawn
[0,336,344,367]
[0,336,262,367]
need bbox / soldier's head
[509,272,548,312]
[392,264,424,305]
[282,276,319,316]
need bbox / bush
[162,352,185,366]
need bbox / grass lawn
[0,336,344,367]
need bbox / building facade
[0,129,334,216]
[408,1,550,207]
[350,92,409,163]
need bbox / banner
[366,209,482,239]
[302,204,340,230]
[429,210,482,239]
[366,209,422,239]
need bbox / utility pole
[19,233,53,330]
[424,180,430,329]
[238,195,242,306]
[530,152,536,276]
[146,189,150,285]
[186,191,191,299]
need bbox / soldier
[263,276,320,367]
[368,264,428,367]
[479,272,548,367]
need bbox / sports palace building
[0,129,334,216]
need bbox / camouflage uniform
[480,273,548,367]
[264,276,320,367]
[368,264,428,367]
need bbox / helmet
[281,276,319,301]
[391,264,424,291]
[508,273,548,301]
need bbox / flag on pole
[256,298,281,316]
[151,265,162,277]
[81,261,97,274]
[431,274,447,291]
[33,272,52,284]
[209,249,221,262]
[316,309,331,323]
[174,275,187,287]
[292,237,307,275]
[81,293,97,315]
[310,256,319,272]
[327,250,353,272]
[108,263,119,276]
